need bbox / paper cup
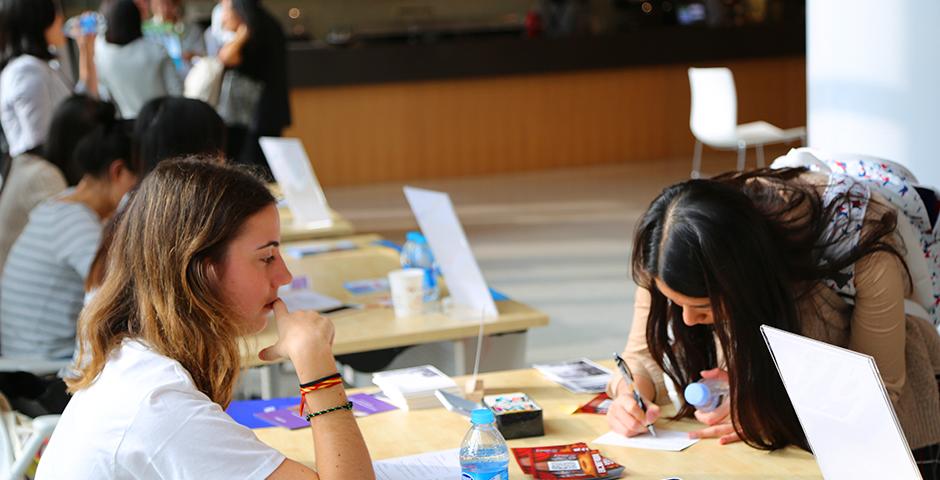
[388,268,424,318]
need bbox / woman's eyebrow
[255,241,280,250]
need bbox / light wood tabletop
[268,183,355,241]
[278,207,356,242]
[254,364,823,479]
[239,244,549,368]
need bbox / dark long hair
[70,119,137,180]
[85,99,226,292]
[45,95,117,185]
[632,167,907,451]
[231,0,262,32]
[135,97,226,174]
[0,0,57,70]
[104,0,142,46]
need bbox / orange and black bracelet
[299,373,343,415]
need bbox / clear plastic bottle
[684,379,729,412]
[64,12,106,39]
[460,409,509,480]
[399,231,440,302]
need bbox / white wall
[807,0,940,187]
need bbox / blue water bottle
[684,379,729,412]
[400,231,440,302]
[460,408,509,480]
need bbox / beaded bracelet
[304,401,354,422]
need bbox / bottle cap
[405,231,427,243]
[470,408,495,425]
[683,382,710,407]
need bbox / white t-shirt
[36,339,285,479]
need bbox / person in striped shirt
[0,119,138,366]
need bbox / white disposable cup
[388,268,424,318]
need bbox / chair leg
[691,140,703,179]
[736,143,746,171]
[756,144,765,168]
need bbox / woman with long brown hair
[36,158,374,479]
[606,165,940,478]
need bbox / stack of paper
[533,358,612,393]
[372,365,463,410]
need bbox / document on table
[594,430,699,452]
[533,358,612,393]
[373,449,461,480]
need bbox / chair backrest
[0,392,60,480]
[0,395,13,478]
[688,67,738,145]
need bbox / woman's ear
[109,159,139,193]
[108,159,127,183]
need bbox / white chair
[0,393,59,480]
[0,358,69,479]
[688,67,806,178]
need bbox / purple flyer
[349,393,397,416]
[254,408,309,430]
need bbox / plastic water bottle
[400,231,439,302]
[460,408,509,480]
[64,12,105,38]
[684,379,729,412]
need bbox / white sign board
[761,325,920,479]
[260,137,332,228]
[403,186,497,318]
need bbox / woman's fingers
[257,345,282,362]
[718,431,742,445]
[694,401,730,426]
[688,422,736,439]
[606,393,657,437]
[606,407,631,436]
[700,367,730,382]
[271,298,289,319]
[645,401,661,425]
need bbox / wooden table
[278,206,355,242]
[255,365,823,479]
[268,183,355,241]
[240,242,549,372]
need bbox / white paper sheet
[593,430,699,452]
[761,325,920,479]
[533,358,612,393]
[259,137,333,228]
[374,449,461,480]
[277,287,343,313]
[403,186,498,317]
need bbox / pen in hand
[613,353,657,437]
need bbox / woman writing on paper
[606,158,940,477]
[37,158,374,479]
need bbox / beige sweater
[0,154,67,273]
